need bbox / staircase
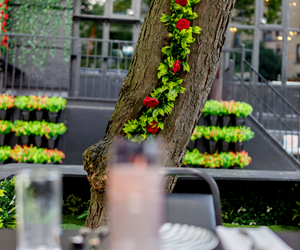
[221,46,300,169]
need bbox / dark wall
[62,100,115,165]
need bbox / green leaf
[157,63,169,79]
[173,3,184,10]
[153,109,158,118]
[192,26,202,34]
[161,46,172,56]
[158,109,165,116]
[189,12,198,19]
[160,14,172,23]
[181,61,190,72]
[162,76,169,83]
[158,122,164,130]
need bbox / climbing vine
[123,0,201,143]
[1,0,73,68]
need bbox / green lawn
[62,216,300,232]
[62,215,86,230]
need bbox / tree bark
[83,0,236,228]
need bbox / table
[1,229,300,250]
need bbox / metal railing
[222,45,300,161]
[0,33,136,101]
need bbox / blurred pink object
[107,140,164,250]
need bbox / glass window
[289,0,300,28]
[231,0,255,25]
[141,0,151,20]
[263,0,282,25]
[110,23,133,40]
[113,0,132,15]
[259,30,282,81]
[80,21,103,39]
[287,31,300,81]
[81,0,106,15]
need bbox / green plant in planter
[46,97,67,113]
[203,152,220,168]
[202,100,223,116]
[236,102,253,117]
[202,126,222,141]
[0,93,14,110]
[27,95,49,111]
[220,100,239,116]
[236,151,252,168]
[14,96,35,111]
[0,120,13,135]
[47,123,67,139]
[11,120,31,136]
[0,146,11,162]
[191,126,204,141]
[28,121,43,137]
[233,126,255,142]
[219,152,236,168]
[0,177,16,229]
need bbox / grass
[61,215,300,232]
[62,215,86,230]
[223,223,300,232]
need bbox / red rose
[2,29,7,32]
[4,0,8,4]
[171,60,181,73]
[176,19,190,30]
[5,5,8,9]
[175,0,187,6]
[0,4,2,7]
[143,97,159,108]
[146,121,159,134]
[4,14,8,20]
[1,11,4,15]
[2,41,7,47]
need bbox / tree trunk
[83,0,236,228]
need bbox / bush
[63,194,89,216]
[0,120,13,135]
[220,181,300,226]
[0,178,16,229]
[46,97,67,113]
[0,146,11,162]
[0,93,14,110]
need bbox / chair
[162,168,222,231]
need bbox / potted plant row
[202,100,253,127]
[9,145,65,164]
[0,120,13,146]
[11,120,67,149]
[183,149,252,169]
[0,146,11,164]
[191,126,255,153]
[0,94,67,123]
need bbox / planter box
[21,135,29,146]
[36,110,44,121]
[206,115,219,126]
[221,115,231,127]
[22,110,30,121]
[0,109,7,120]
[35,136,43,148]
[48,137,56,149]
[233,116,245,127]
[207,140,218,154]
[48,111,58,123]
[234,142,245,152]
[0,134,5,146]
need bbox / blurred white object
[159,223,219,250]
[16,169,62,250]
[216,226,293,250]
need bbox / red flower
[4,14,8,20]
[2,29,7,32]
[176,19,190,30]
[175,0,187,6]
[0,4,2,7]
[4,0,8,4]
[1,11,4,15]
[2,41,7,47]
[5,5,8,10]
[146,121,159,134]
[3,35,7,40]
[1,21,6,28]
[143,97,159,108]
[171,60,181,73]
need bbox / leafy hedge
[191,126,254,142]
[9,145,65,163]
[203,100,253,117]
[0,177,16,229]
[0,94,67,113]
[183,149,252,168]
[219,181,300,226]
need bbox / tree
[83,0,237,228]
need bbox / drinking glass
[16,169,62,250]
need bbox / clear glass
[231,0,255,25]
[287,30,300,81]
[263,0,282,24]
[109,23,133,40]
[113,0,132,15]
[107,140,164,250]
[289,0,300,28]
[81,0,105,16]
[259,30,282,81]
[140,0,151,20]
[16,169,62,250]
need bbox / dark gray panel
[64,105,114,165]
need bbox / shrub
[236,102,253,117]
[0,146,11,162]
[46,97,67,113]
[0,93,14,110]
[219,152,236,168]
[12,120,31,136]
[0,120,13,135]
[202,100,223,116]
[15,96,33,111]
[0,178,16,229]
[27,95,49,111]
[63,194,89,216]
